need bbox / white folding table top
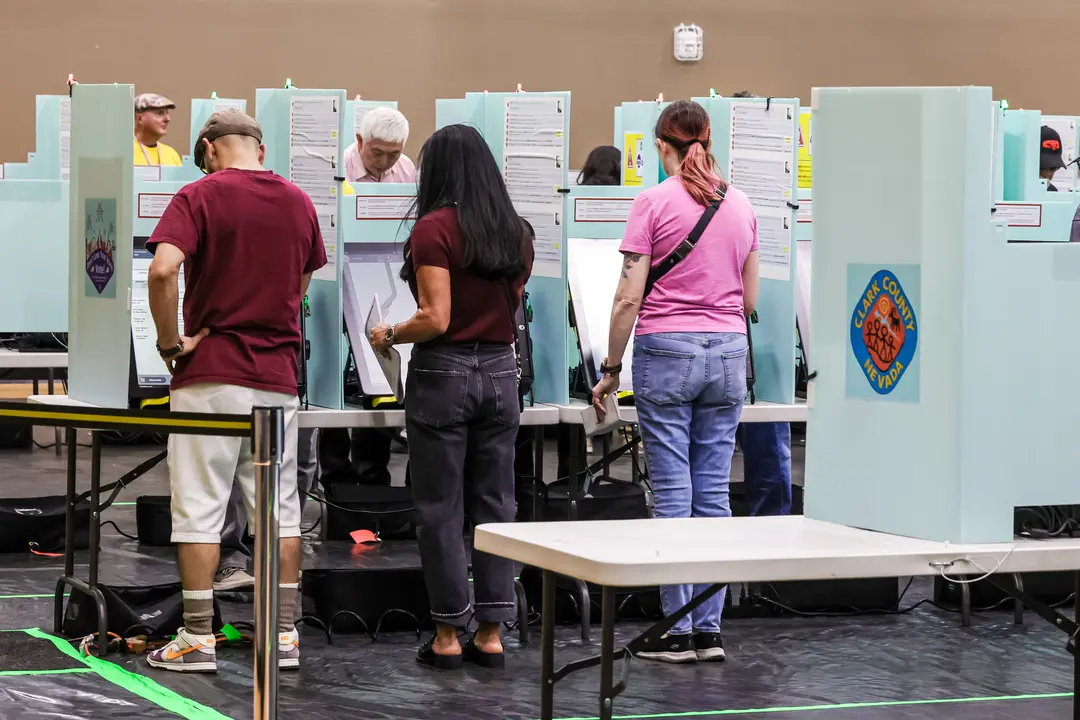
[0,351,68,370]
[555,398,808,425]
[474,516,1080,587]
[27,395,560,430]
[299,403,559,429]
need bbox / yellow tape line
[370,396,398,408]
[0,408,250,432]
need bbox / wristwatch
[600,360,623,376]
[384,325,397,345]
[156,341,184,360]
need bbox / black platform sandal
[463,638,505,669]
[416,637,463,670]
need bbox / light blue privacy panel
[4,96,68,180]
[256,87,347,410]
[68,84,135,408]
[565,187,640,397]
[695,95,799,404]
[1002,110,1044,201]
[992,101,1006,203]
[435,91,572,405]
[434,96,484,131]
[616,101,667,188]
[801,85,1079,544]
[0,181,69,331]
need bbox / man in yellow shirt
[134,94,183,167]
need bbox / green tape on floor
[552,692,1074,720]
[24,629,231,720]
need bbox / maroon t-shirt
[147,169,327,395]
[408,207,534,344]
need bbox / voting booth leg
[253,406,284,720]
[540,570,556,720]
[53,430,108,656]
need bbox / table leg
[54,428,77,633]
[89,431,107,655]
[598,586,617,720]
[540,569,556,720]
[48,368,60,456]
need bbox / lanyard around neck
[138,141,160,166]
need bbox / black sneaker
[634,633,696,663]
[693,632,725,662]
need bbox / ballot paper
[290,95,341,281]
[365,294,404,403]
[729,101,796,281]
[503,95,567,278]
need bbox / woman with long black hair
[369,124,534,670]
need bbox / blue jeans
[736,422,792,516]
[633,331,748,635]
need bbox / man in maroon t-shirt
[143,110,327,674]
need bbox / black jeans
[406,342,520,628]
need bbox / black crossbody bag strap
[642,191,725,301]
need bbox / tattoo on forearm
[621,253,642,279]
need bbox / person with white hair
[344,106,417,183]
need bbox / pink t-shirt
[620,177,758,335]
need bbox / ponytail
[679,141,724,206]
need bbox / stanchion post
[252,406,284,720]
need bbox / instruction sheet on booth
[503,96,566,279]
[729,101,795,281]
[59,98,71,182]
[290,95,340,281]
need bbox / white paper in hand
[365,294,404,403]
[582,393,623,437]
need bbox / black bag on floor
[323,483,416,541]
[135,495,172,546]
[528,475,649,522]
[63,581,223,639]
[0,495,88,553]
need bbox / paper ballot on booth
[365,294,404,403]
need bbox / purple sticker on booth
[84,198,117,298]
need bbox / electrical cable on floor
[100,520,139,541]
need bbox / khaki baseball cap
[134,93,176,113]
[192,109,264,170]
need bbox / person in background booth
[369,124,533,670]
[322,106,419,489]
[578,145,622,186]
[592,100,758,664]
[1041,125,1067,192]
[344,106,416,183]
[144,109,326,673]
[133,94,183,167]
[729,89,794,518]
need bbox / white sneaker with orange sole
[146,627,217,673]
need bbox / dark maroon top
[407,207,534,344]
[147,168,327,395]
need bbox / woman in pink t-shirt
[592,100,759,664]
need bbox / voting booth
[804,85,1080,544]
[435,90,572,405]
[0,96,70,332]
